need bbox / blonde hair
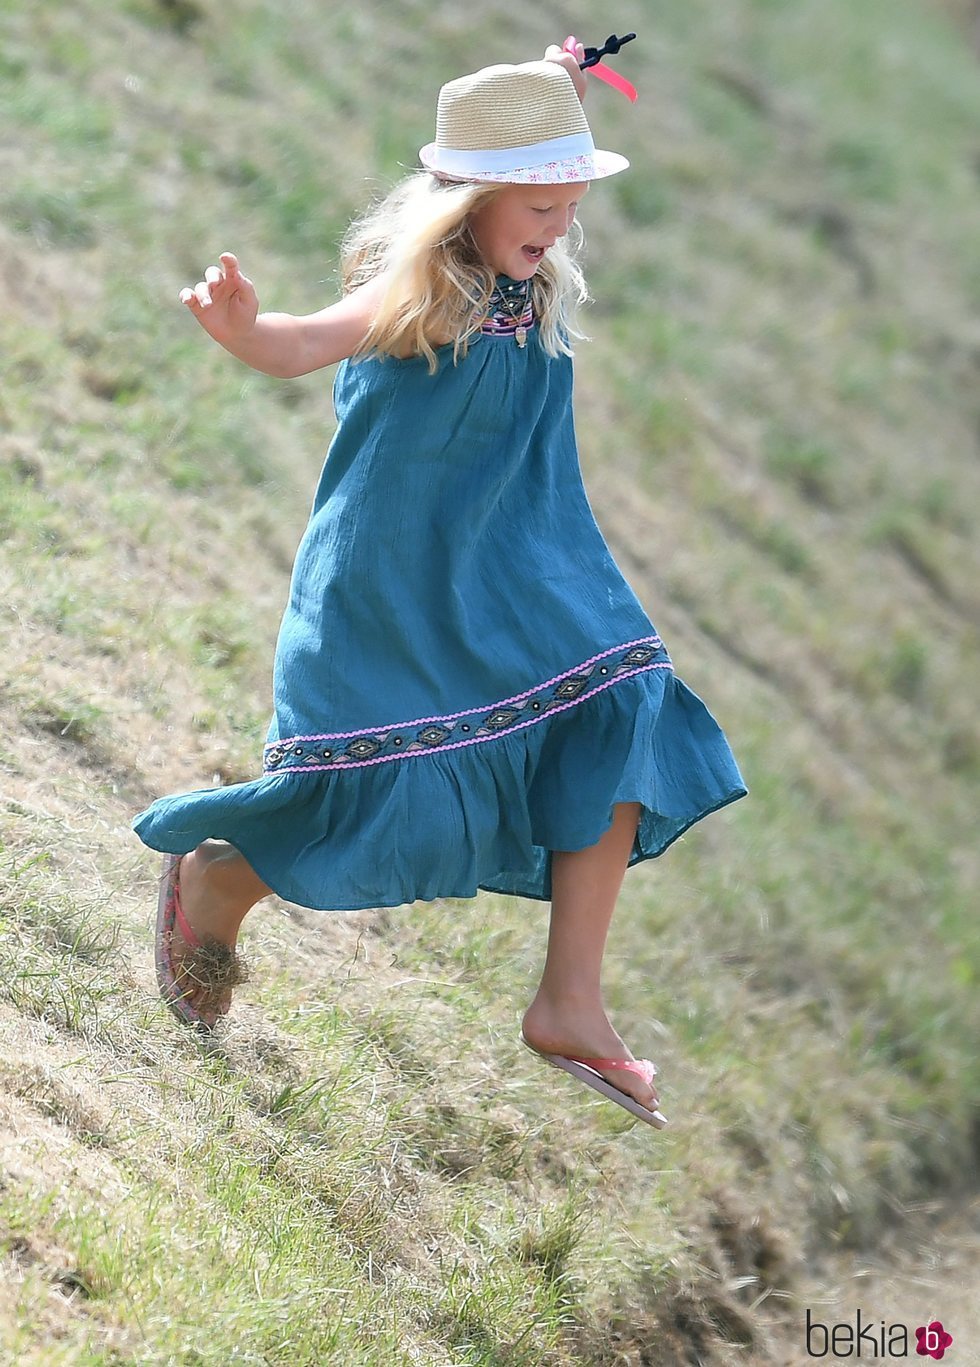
[337,170,591,376]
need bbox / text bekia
[805,1309,954,1358]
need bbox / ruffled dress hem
[132,665,748,911]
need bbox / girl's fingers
[178,254,248,309]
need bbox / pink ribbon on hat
[563,34,638,103]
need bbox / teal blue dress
[132,274,748,909]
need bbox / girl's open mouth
[523,245,545,261]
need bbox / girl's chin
[489,250,543,276]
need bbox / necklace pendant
[515,324,527,348]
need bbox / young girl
[133,45,748,1128]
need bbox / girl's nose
[547,206,576,240]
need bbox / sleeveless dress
[132,273,748,910]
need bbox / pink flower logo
[915,1320,953,1359]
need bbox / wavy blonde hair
[337,170,592,376]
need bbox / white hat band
[431,130,596,177]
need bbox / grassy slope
[0,0,978,1361]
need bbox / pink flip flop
[520,1032,669,1129]
[155,852,214,1032]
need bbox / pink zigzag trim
[265,662,673,774]
[265,635,664,750]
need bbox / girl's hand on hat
[544,41,587,103]
[178,252,259,342]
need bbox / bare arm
[286,271,395,375]
[179,253,393,378]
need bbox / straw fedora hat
[418,59,630,184]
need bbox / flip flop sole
[521,1038,669,1128]
[155,853,214,1032]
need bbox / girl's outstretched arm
[285,270,397,375]
[179,253,389,378]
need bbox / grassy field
[1,0,979,1361]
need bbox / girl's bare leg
[521,802,660,1110]
[167,840,274,1022]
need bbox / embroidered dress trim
[476,284,535,341]
[263,636,673,775]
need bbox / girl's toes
[178,978,209,1017]
[608,1073,658,1110]
[180,984,201,1012]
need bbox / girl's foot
[168,846,251,1024]
[520,996,660,1111]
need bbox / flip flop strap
[569,1056,656,1079]
[171,858,203,950]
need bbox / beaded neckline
[482,274,534,344]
